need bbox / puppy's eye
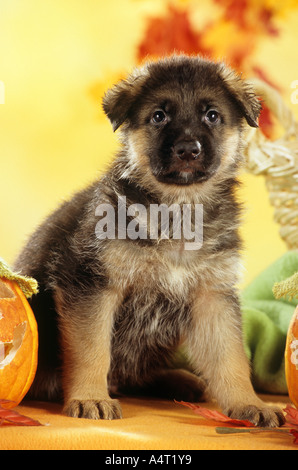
[151,110,167,124]
[205,109,220,125]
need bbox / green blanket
[242,251,298,394]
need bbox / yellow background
[0,0,297,286]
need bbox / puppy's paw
[225,404,285,427]
[64,398,122,420]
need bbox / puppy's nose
[173,140,202,161]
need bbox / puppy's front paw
[226,404,285,427]
[64,398,122,420]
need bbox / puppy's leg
[56,287,123,420]
[184,290,285,427]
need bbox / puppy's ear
[102,81,134,132]
[102,67,148,132]
[218,65,262,128]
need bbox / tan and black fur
[15,55,285,426]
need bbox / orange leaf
[137,5,211,62]
[284,405,298,427]
[176,401,255,427]
[291,429,298,445]
[0,403,42,426]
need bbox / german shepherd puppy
[15,55,285,426]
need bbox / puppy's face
[103,56,261,186]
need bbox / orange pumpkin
[0,277,38,409]
[285,305,298,408]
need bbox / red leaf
[214,0,248,28]
[259,7,279,37]
[291,429,298,445]
[214,0,279,36]
[0,399,15,406]
[284,405,298,427]
[0,405,42,426]
[176,401,255,427]
[137,5,211,62]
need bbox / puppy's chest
[104,239,197,296]
[110,284,191,385]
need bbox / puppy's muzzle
[173,140,202,162]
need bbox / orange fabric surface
[0,395,296,450]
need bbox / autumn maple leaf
[176,400,255,427]
[284,405,298,427]
[177,401,298,446]
[0,401,42,426]
[137,5,211,62]
[283,405,298,446]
